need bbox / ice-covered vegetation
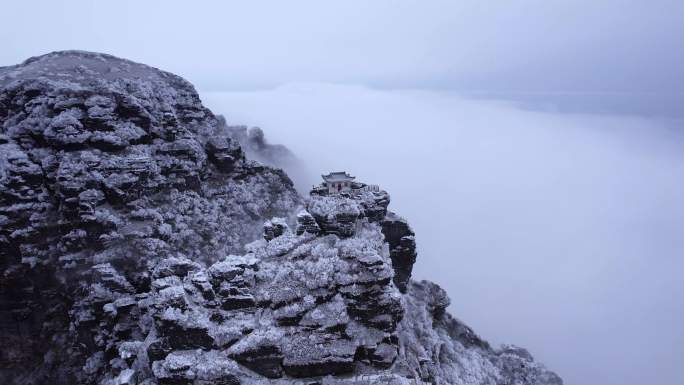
[0,51,561,385]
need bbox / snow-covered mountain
[0,51,562,385]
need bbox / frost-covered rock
[206,135,244,173]
[263,217,289,241]
[381,211,418,293]
[304,184,390,238]
[307,195,361,237]
[219,121,299,172]
[0,51,299,385]
[0,51,562,385]
[295,210,321,235]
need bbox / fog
[4,1,684,383]
[202,84,684,385]
[2,1,683,117]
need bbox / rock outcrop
[381,212,417,293]
[0,51,562,385]
[0,51,299,384]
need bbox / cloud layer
[202,84,684,385]
[3,0,683,98]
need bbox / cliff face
[0,51,561,385]
[0,51,299,384]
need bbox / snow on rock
[0,51,562,385]
[295,210,320,235]
[0,50,299,385]
[395,280,563,385]
[262,217,289,241]
[152,256,201,279]
[381,211,418,293]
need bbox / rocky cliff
[0,51,562,385]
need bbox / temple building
[322,171,355,194]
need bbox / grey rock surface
[0,51,299,384]
[0,51,562,385]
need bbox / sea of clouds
[202,84,684,385]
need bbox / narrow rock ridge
[0,51,562,385]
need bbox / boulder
[381,211,418,293]
[263,217,288,241]
[295,210,320,235]
[282,332,357,377]
[0,51,563,385]
[206,136,243,172]
[306,196,360,237]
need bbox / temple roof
[322,171,355,182]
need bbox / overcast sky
[3,1,684,99]
[3,2,684,385]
